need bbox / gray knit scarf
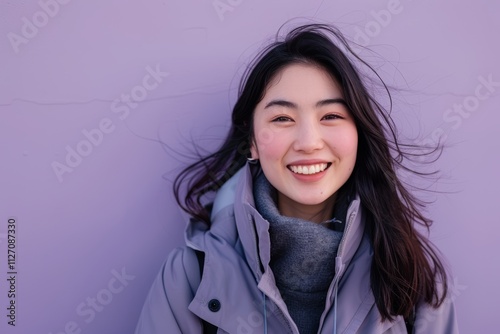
[253,172,348,334]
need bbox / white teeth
[290,163,328,175]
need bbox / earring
[247,157,259,164]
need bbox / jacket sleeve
[413,295,459,334]
[135,247,203,334]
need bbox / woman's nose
[292,121,324,153]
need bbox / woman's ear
[249,141,259,160]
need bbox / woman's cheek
[254,126,281,152]
[260,141,284,162]
[332,127,358,156]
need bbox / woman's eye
[272,116,293,122]
[322,113,343,120]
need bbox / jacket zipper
[336,211,357,259]
[316,210,357,333]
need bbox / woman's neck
[277,193,337,224]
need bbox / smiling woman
[135,24,459,334]
[250,64,358,223]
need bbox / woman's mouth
[288,162,331,175]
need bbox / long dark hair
[173,24,448,321]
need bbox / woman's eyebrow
[264,99,297,109]
[316,98,347,107]
[264,98,347,109]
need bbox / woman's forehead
[261,63,343,102]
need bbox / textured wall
[1,0,498,333]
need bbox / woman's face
[250,63,358,222]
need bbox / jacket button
[208,299,221,312]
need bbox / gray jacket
[135,164,459,333]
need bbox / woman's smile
[287,161,331,175]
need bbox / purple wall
[1,0,498,333]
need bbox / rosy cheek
[255,127,286,160]
[347,128,358,153]
[254,127,276,147]
[330,128,358,155]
